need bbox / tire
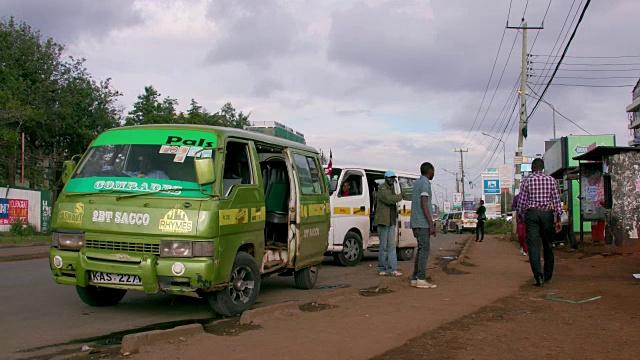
[294,265,319,289]
[76,285,127,307]
[397,247,415,261]
[336,231,363,267]
[208,252,261,317]
[471,230,476,235]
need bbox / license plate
[90,272,142,285]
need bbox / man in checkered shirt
[516,158,563,287]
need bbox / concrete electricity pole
[507,20,543,191]
[454,148,468,201]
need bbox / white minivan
[327,166,419,266]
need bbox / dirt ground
[70,236,640,360]
[374,249,640,360]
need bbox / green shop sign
[566,135,615,167]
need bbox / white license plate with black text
[90,272,142,285]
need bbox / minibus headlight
[193,241,215,257]
[53,231,85,251]
[160,241,192,257]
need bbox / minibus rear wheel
[208,252,261,317]
[294,265,319,289]
[76,285,127,307]
[397,247,415,261]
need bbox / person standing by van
[475,200,486,242]
[409,162,437,289]
[373,170,404,277]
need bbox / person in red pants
[512,190,527,256]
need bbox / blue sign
[0,198,8,219]
[483,179,500,194]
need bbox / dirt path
[131,235,534,360]
[374,250,640,360]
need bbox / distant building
[625,79,640,147]
[247,121,306,144]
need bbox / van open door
[285,149,330,270]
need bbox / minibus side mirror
[194,157,216,185]
[61,160,77,184]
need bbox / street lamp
[481,132,506,165]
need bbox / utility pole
[454,148,468,202]
[507,20,543,191]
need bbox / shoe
[415,280,437,289]
[523,252,528,257]
[544,275,553,283]
[534,275,544,287]
[378,271,388,276]
[410,279,417,287]
[389,271,403,277]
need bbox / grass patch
[484,219,512,235]
[0,232,50,247]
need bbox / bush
[8,218,38,236]
[484,218,512,235]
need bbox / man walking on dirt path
[409,162,437,289]
[373,170,405,277]
[516,158,563,287]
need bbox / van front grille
[85,239,160,255]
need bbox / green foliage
[0,17,122,189]
[125,85,178,126]
[8,218,35,236]
[484,218,512,234]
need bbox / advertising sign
[499,165,513,188]
[0,199,29,225]
[580,163,605,221]
[443,202,451,213]
[453,193,462,209]
[567,135,615,167]
[463,200,474,211]
[483,179,500,194]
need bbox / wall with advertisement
[0,187,51,232]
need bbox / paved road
[0,233,468,356]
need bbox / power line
[526,85,592,134]
[532,83,635,88]
[459,0,514,148]
[532,75,638,79]
[533,54,640,59]
[527,0,592,122]
[531,68,640,72]
[533,62,640,66]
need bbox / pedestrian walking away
[516,158,563,287]
[373,170,405,277]
[475,200,486,242]
[409,162,437,289]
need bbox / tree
[216,102,251,129]
[125,86,179,126]
[0,18,122,189]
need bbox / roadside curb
[239,301,301,325]
[446,236,473,271]
[120,324,204,355]
[0,249,49,262]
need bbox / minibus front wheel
[208,252,261,317]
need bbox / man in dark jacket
[373,170,404,277]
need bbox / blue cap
[384,170,396,178]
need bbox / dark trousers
[411,228,431,280]
[525,210,555,280]
[476,220,485,240]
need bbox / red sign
[0,199,29,225]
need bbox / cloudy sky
[3,0,639,204]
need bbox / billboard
[0,199,29,225]
[499,165,513,188]
[483,179,500,194]
[453,193,462,209]
[566,135,615,167]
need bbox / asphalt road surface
[0,233,468,357]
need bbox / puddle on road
[204,318,262,336]
[299,302,338,312]
[359,286,394,297]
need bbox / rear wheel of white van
[294,265,319,289]
[397,247,415,261]
[76,285,127,307]
[334,231,363,267]
[208,252,261,317]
